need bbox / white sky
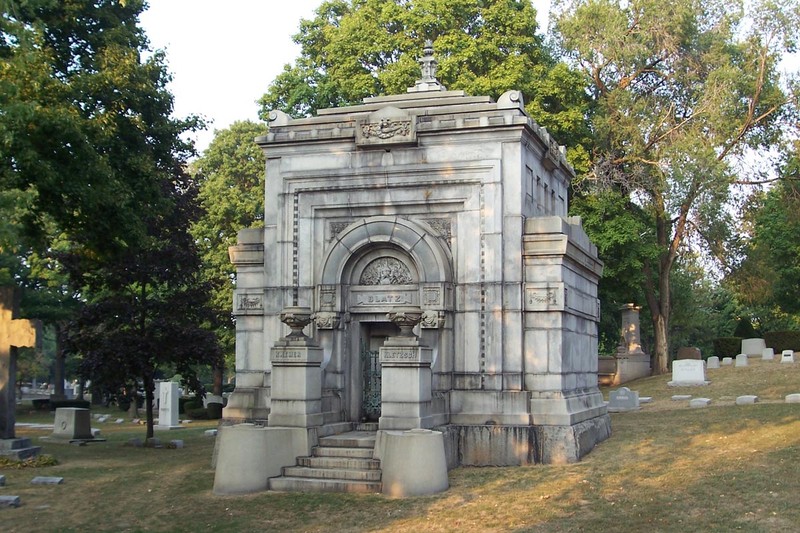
[139,1,552,154]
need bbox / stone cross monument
[0,287,40,441]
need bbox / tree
[64,169,222,439]
[553,0,800,373]
[259,0,592,171]
[190,121,267,390]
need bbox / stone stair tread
[283,466,382,481]
[269,476,381,494]
[318,431,376,448]
[298,456,381,469]
[313,446,374,458]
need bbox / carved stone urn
[387,306,423,337]
[280,306,313,339]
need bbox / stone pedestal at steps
[379,308,434,430]
[268,307,324,428]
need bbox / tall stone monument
[0,286,42,460]
[221,43,610,489]
[609,304,652,384]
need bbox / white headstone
[608,387,640,412]
[735,353,748,367]
[689,398,712,408]
[721,357,734,366]
[707,356,720,369]
[735,395,759,405]
[780,350,795,364]
[741,338,766,356]
[786,393,800,403]
[156,381,180,428]
[762,348,775,360]
[672,394,692,401]
[668,359,709,386]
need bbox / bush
[733,318,758,338]
[713,337,742,358]
[764,331,800,352]
[206,402,223,419]
[32,399,50,411]
[50,399,91,410]
[182,398,203,413]
[186,407,211,420]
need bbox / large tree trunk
[652,312,670,374]
[212,364,223,397]
[52,323,66,401]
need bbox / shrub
[764,331,800,352]
[733,318,758,338]
[182,398,203,412]
[206,402,223,419]
[32,399,50,411]
[186,407,211,420]
[713,337,742,358]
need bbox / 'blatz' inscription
[355,292,411,306]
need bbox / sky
[139,0,552,154]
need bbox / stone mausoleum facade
[220,46,610,489]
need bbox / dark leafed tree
[64,168,223,439]
[553,0,800,373]
[259,0,593,172]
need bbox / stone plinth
[379,337,434,430]
[374,428,448,497]
[51,408,94,440]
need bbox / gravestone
[741,338,766,357]
[668,359,709,386]
[672,394,692,401]
[0,286,42,460]
[608,387,640,412]
[735,353,748,367]
[780,350,795,364]
[736,395,759,405]
[689,398,712,408]
[721,357,734,366]
[155,381,181,429]
[786,394,800,403]
[706,356,720,369]
[51,408,94,440]
[31,476,64,485]
[606,304,651,385]
[676,347,702,360]
[0,495,21,508]
[762,348,775,361]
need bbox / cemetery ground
[3,359,799,532]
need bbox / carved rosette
[280,306,313,339]
[387,306,423,337]
[313,312,340,330]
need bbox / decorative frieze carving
[235,292,264,315]
[361,119,412,140]
[423,218,452,248]
[360,257,413,286]
[524,283,565,311]
[329,221,350,241]
[355,106,416,147]
[313,312,340,330]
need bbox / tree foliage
[190,121,267,369]
[259,0,592,171]
[554,0,800,372]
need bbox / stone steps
[268,429,382,494]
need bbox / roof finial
[408,39,446,93]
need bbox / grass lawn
[3,358,799,532]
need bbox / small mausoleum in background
[214,43,611,496]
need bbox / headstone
[689,398,712,408]
[0,495,21,508]
[735,353,748,367]
[668,359,709,386]
[0,474,4,486]
[785,393,800,404]
[721,357,733,366]
[51,408,94,440]
[608,386,640,412]
[0,287,41,442]
[676,347,702,360]
[639,396,653,404]
[706,356,720,369]
[741,338,766,357]
[780,350,795,364]
[155,381,181,429]
[31,476,64,485]
[672,394,692,401]
[204,429,218,437]
[736,395,759,405]
[762,348,775,360]
[169,439,184,449]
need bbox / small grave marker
[762,348,775,360]
[707,356,720,369]
[689,398,712,408]
[0,495,21,508]
[736,395,759,405]
[608,387,640,412]
[672,394,692,401]
[781,350,794,364]
[785,393,800,404]
[0,474,5,486]
[31,476,64,485]
[204,429,218,437]
[668,359,709,386]
[721,357,733,366]
[735,354,748,367]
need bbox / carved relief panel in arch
[347,247,420,311]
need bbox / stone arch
[320,216,453,287]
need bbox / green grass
[4,358,800,532]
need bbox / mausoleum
[215,44,610,495]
